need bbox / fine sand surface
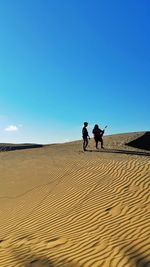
[0,132,150,267]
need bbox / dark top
[92,128,104,139]
[82,126,89,139]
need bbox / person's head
[84,122,88,127]
[94,124,99,129]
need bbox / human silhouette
[92,124,104,149]
[82,122,90,151]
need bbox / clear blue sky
[0,0,149,144]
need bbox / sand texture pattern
[0,132,150,267]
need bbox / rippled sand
[0,132,150,267]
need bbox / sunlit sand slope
[0,132,149,266]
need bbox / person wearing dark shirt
[82,122,90,151]
[92,124,104,149]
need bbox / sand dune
[0,132,150,267]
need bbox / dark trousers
[95,137,103,148]
[83,137,88,151]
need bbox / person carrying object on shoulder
[92,124,104,149]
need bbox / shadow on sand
[13,244,79,267]
[124,245,150,267]
[87,148,150,157]
[14,246,150,267]
[126,131,150,151]
[25,257,54,267]
[13,248,55,267]
[0,144,43,152]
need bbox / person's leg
[85,138,88,150]
[83,138,88,151]
[100,137,104,148]
[95,138,98,149]
[83,139,86,151]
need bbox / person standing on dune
[92,124,104,149]
[82,122,90,151]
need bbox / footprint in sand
[0,239,10,248]
[0,239,5,248]
[27,259,52,267]
[105,204,123,216]
[129,184,140,192]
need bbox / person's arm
[87,130,90,139]
[99,128,104,136]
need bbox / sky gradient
[0,0,149,144]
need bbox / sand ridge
[0,132,150,266]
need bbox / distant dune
[0,132,149,266]
[126,131,150,151]
[0,143,43,152]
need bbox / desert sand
[0,132,150,267]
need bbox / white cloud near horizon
[5,125,19,132]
